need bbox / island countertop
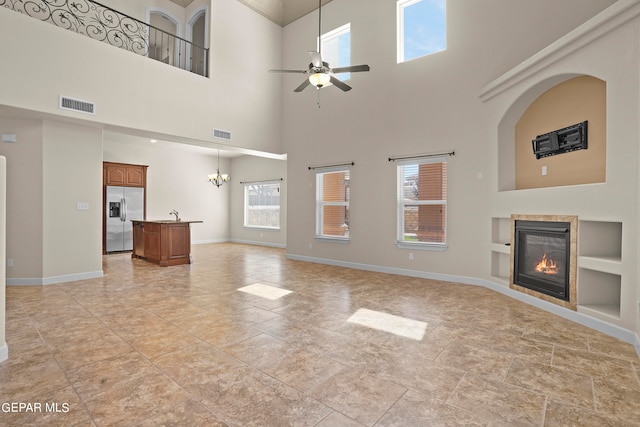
[131,220,202,266]
[131,219,203,224]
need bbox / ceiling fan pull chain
[317,88,321,108]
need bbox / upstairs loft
[1,0,209,77]
[0,0,284,156]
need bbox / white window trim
[243,180,281,230]
[315,165,350,241]
[397,0,419,63]
[396,155,448,250]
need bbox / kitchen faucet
[170,210,180,221]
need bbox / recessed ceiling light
[150,139,157,143]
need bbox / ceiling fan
[269,0,370,92]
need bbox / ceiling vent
[213,128,232,141]
[59,95,96,115]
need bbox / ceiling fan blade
[309,51,323,68]
[329,76,352,92]
[331,64,370,74]
[294,79,311,92]
[269,69,307,74]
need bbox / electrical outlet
[409,253,414,260]
[541,166,547,176]
[308,243,312,249]
[7,258,13,267]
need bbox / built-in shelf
[491,243,510,254]
[490,217,512,282]
[578,304,621,320]
[576,220,623,319]
[577,267,621,319]
[577,255,622,275]
[578,220,622,259]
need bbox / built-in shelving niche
[490,217,511,284]
[577,220,623,319]
[490,217,624,320]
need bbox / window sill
[396,241,447,252]
[315,235,350,243]
[243,226,280,231]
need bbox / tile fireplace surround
[510,214,578,311]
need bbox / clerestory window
[320,23,351,81]
[397,0,446,63]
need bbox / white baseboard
[230,239,286,249]
[7,270,103,286]
[0,342,7,363]
[192,238,230,245]
[286,253,639,353]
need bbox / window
[244,181,280,229]
[316,167,350,239]
[320,23,351,81]
[397,157,447,248]
[397,0,446,63]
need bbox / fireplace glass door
[513,220,571,300]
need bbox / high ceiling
[168,0,332,27]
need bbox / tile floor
[2,243,639,426]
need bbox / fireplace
[510,214,577,310]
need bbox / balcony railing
[1,0,209,77]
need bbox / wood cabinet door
[126,166,145,186]
[105,165,126,186]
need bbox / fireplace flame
[534,253,558,275]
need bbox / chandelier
[208,149,230,188]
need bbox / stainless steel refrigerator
[105,186,144,253]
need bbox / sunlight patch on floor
[347,308,427,340]
[237,283,293,300]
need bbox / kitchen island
[131,220,202,266]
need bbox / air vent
[213,128,232,141]
[59,95,96,115]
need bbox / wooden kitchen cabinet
[102,161,148,254]
[131,220,203,266]
[104,162,148,187]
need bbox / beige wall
[0,119,103,283]
[0,119,44,280]
[515,76,606,189]
[283,0,617,275]
[42,121,103,280]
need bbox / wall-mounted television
[532,121,588,159]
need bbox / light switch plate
[76,202,89,210]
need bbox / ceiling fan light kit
[269,0,370,93]
[309,71,331,88]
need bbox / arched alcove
[497,74,606,191]
[146,8,183,67]
[186,6,209,75]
